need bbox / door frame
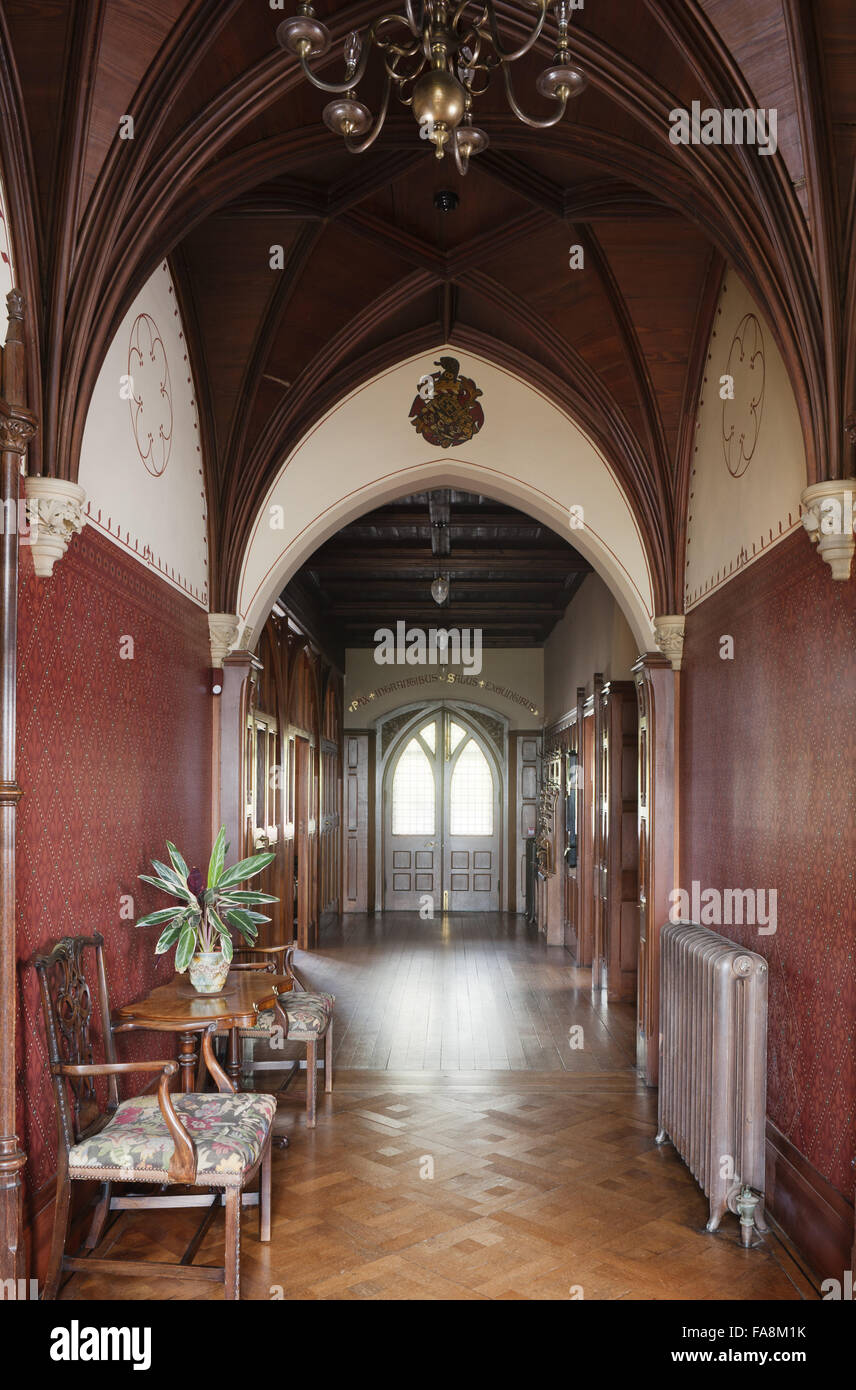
[375,700,507,911]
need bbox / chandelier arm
[499,59,568,128]
[403,0,426,36]
[479,0,548,64]
[452,130,471,176]
[344,73,392,153]
[298,41,371,95]
[372,14,422,54]
[452,1,490,36]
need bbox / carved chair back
[232,941,303,988]
[33,933,119,1154]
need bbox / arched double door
[383,709,501,912]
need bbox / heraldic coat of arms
[409,357,485,448]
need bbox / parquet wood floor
[57,916,816,1301]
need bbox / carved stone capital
[208,613,240,667]
[23,477,86,577]
[653,615,686,671]
[801,479,856,580]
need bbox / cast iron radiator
[655,921,769,1244]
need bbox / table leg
[178,1032,198,1093]
[227,1027,242,1091]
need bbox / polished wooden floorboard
[59,914,814,1301]
[299,912,637,1072]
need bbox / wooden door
[602,682,639,1003]
[443,717,500,911]
[384,713,442,911]
[591,674,606,988]
[632,655,675,1085]
[384,710,501,912]
[294,735,311,948]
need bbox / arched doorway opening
[379,702,505,912]
[234,348,658,656]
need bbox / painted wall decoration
[128,312,173,476]
[684,269,806,609]
[15,529,213,1196]
[721,313,765,478]
[681,531,855,1200]
[0,167,15,338]
[79,260,209,608]
[409,356,485,448]
[344,646,543,728]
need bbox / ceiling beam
[308,549,591,572]
[428,489,450,557]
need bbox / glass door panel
[384,711,501,912]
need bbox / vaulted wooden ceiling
[1,0,854,621]
[283,489,592,651]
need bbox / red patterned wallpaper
[681,532,855,1199]
[15,528,212,1195]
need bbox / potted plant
[135,827,278,994]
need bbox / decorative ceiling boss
[277,1,587,175]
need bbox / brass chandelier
[277,2,587,175]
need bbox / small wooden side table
[114,970,293,1091]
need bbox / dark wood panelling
[766,1121,854,1286]
[343,732,374,915]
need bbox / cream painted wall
[78,260,209,608]
[543,573,640,724]
[684,268,806,609]
[345,645,543,730]
[236,347,656,652]
[0,172,15,338]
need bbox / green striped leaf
[154,922,183,954]
[175,922,197,972]
[220,891,279,904]
[207,826,227,890]
[135,907,185,928]
[138,873,185,901]
[213,918,234,963]
[217,851,275,889]
[151,860,193,900]
[166,841,189,879]
[224,910,259,944]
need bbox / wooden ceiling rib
[0,0,852,623]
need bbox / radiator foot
[736,1185,763,1246]
[654,1129,669,1145]
[705,1206,726,1234]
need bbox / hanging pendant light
[431,575,450,605]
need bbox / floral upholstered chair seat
[241,990,335,1040]
[68,1091,277,1184]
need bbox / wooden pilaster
[0,290,37,1284]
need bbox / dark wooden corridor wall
[246,615,343,950]
[544,677,639,1003]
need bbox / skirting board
[766,1120,854,1286]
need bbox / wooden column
[218,650,261,866]
[590,672,605,989]
[632,653,676,1087]
[0,291,37,1284]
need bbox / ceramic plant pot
[188,951,230,994]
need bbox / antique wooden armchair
[33,933,275,1300]
[226,943,334,1128]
